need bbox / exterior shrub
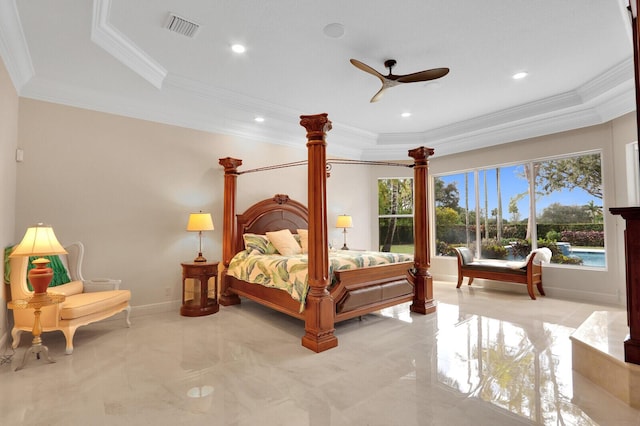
[481,239,508,259]
[560,230,604,247]
[546,230,561,241]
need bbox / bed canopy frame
[218,113,435,352]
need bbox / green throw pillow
[26,255,71,290]
[243,233,277,255]
[4,245,14,286]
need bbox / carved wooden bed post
[299,113,338,352]
[408,147,437,315]
[218,157,243,306]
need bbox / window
[378,178,413,253]
[435,152,604,268]
[435,172,476,255]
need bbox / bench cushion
[463,262,527,275]
[59,289,131,319]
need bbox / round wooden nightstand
[180,262,219,316]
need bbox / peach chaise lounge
[8,242,131,354]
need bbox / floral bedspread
[227,249,413,312]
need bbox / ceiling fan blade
[396,67,449,83]
[370,86,386,103]
[350,59,384,81]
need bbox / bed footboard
[332,262,414,321]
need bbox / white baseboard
[432,273,622,306]
[129,300,181,317]
[97,299,181,323]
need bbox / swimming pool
[569,249,606,268]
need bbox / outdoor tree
[584,200,603,223]
[435,206,459,241]
[514,153,601,238]
[378,178,413,252]
[538,203,593,224]
[536,154,602,199]
[508,198,520,222]
[434,177,460,209]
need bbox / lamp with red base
[10,223,68,303]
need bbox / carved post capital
[219,157,243,173]
[300,113,332,141]
[408,147,435,164]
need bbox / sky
[437,164,600,221]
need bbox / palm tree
[496,168,503,241]
[584,200,603,223]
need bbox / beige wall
[0,56,18,345]
[14,100,374,312]
[424,116,637,304]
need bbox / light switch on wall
[15,148,24,162]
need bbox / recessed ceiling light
[231,44,246,54]
[401,112,412,118]
[254,116,265,123]
[323,23,345,39]
[512,71,528,80]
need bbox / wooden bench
[454,247,548,300]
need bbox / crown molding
[19,75,370,159]
[91,0,166,89]
[21,56,634,163]
[578,58,634,103]
[366,60,635,160]
[164,74,377,154]
[363,106,605,161]
[0,0,34,90]
[15,0,635,163]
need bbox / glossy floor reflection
[1,281,639,425]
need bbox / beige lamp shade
[10,223,67,258]
[336,215,353,229]
[186,213,214,232]
[186,212,214,263]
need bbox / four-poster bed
[218,113,436,352]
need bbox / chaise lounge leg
[124,306,132,327]
[456,275,463,288]
[11,328,22,349]
[468,277,474,286]
[63,327,79,355]
[537,282,545,296]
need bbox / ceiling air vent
[165,13,200,38]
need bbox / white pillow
[297,229,308,254]
[266,229,302,255]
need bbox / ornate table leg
[15,306,55,371]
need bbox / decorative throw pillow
[4,245,14,286]
[297,229,309,254]
[266,229,302,256]
[243,233,277,255]
[26,254,71,290]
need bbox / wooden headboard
[233,194,309,254]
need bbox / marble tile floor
[1,281,639,426]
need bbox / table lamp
[10,223,68,302]
[336,214,352,250]
[187,212,214,262]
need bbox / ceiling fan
[350,58,449,103]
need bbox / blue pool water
[569,249,605,268]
